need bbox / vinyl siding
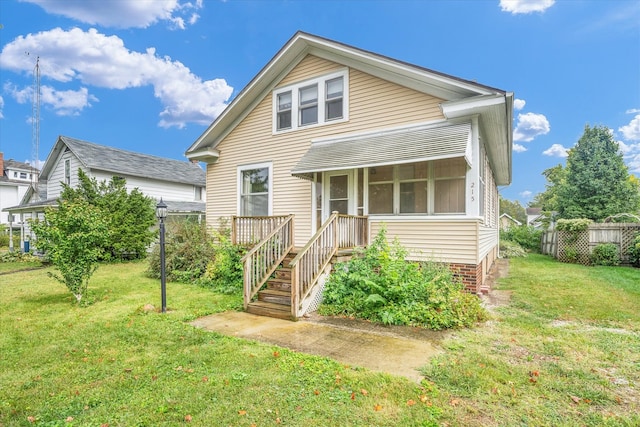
[369,219,479,264]
[47,151,86,199]
[91,170,198,202]
[206,54,446,246]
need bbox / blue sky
[0,0,638,204]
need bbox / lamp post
[7,213,14,253]
[156,199,168,313]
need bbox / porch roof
[291,122,472,179]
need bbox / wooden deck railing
[232,215,293,245]
[240,214,294,309]
[289,212,368,317]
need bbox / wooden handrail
[289,213,368,317]
[232,215,292,246]
[241,214,294,309]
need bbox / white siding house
[4,136,206,251]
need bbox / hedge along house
[186,32,513,319]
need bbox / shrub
[564,246,579,264]
[627,232,640,267]
[319,227,486,330]
[500,225,542,252]
[147,219,216,282]
[0,234,20,249]
[147,218,246,295]
[31,201,109,303]
[590,243,621,266]
[0,251,40,263]
[197,238,246,294]
[499,240,527,258]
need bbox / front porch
[231,213,368,320]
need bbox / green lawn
[0,262,441,426]
[1,256,639,426]
[423,254,640,426]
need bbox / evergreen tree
[61,169,156,261]
[557,125,640,221]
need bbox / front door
[323,171,354,221]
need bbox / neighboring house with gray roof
[4,136,206,251]
[0,153,38,226]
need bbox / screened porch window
[367,158,466,215]
[434,158,466,214]
[239,165,270,216]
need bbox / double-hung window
[64,159,71,185]
[299,84,318,126]
[238,163,271,216]
[277,91,292,130]
[325,77,343,120]
[273,69,348,132]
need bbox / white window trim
[272,69,349,134]
[236,162,273,216]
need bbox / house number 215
[470,182,475,202]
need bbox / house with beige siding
[186,32,513,319]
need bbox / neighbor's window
[239,163,271,216]
[19,172,27,179]
[273,70,348,133]
[367,159,466,215]
[64,159,71,185]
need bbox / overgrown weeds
[320,228,486,330]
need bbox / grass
[0,262,441,426]
[2,255,639,426]
[422,254,640,426]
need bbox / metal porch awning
[291,122,472,180]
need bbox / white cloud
[0,95,4,119]
[24,159,46,170]
[4,82,96,116]
[619,114,640,141]
[543,143,569,158]
[626,108,640,114]
[513,112,550,142]
[513,99,526,110]
[618,140,640,173]
[500,0,555,14]
[0,27,233,128]
[513,143,527,152]
[519,190,533,198]
[23,0,202,29]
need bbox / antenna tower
[31,57,40,193]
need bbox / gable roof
[41,136,205,186]
[500,213,523,226]
[4,159,35,172]
[186,31,513,185]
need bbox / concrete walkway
[191,311,445,383]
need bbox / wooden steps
[245,248,356,320]
[245,251,296,320]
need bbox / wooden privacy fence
[542,223,640,265]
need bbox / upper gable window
[273,69,348,133]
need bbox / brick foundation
[449,262,483,294]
